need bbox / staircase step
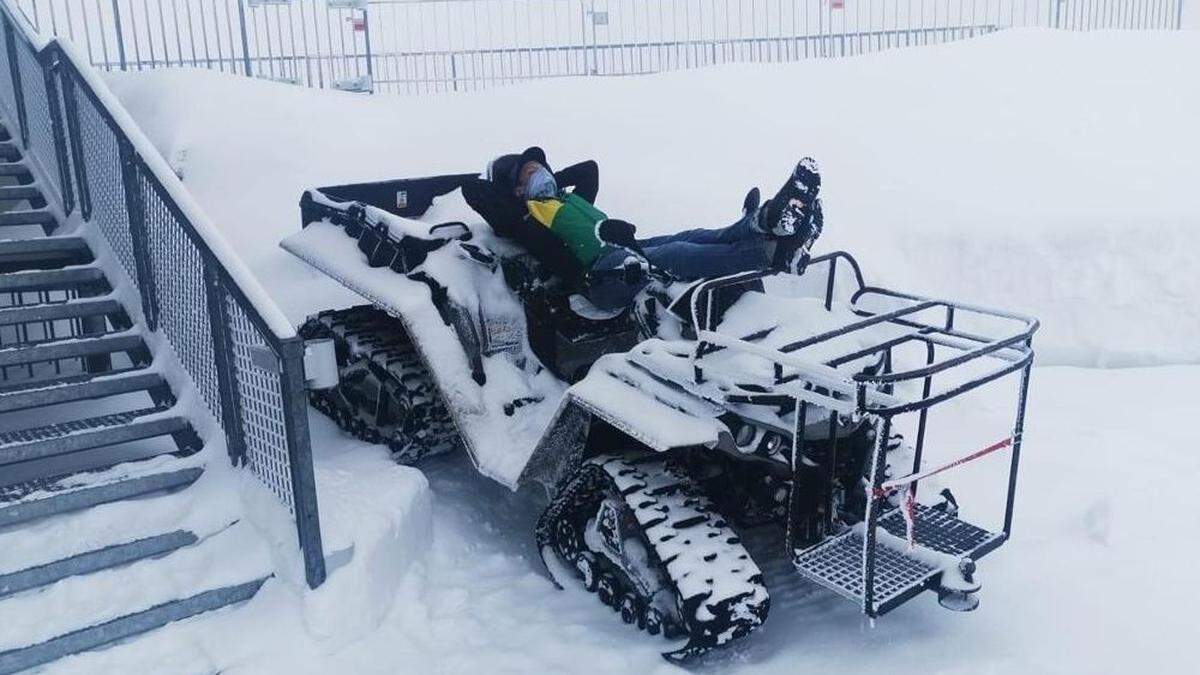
[0,530,197,599]
[0,297,121,328]
[0,236,90,270]
[0,521,271,670]
[0,142,18,162]
[0,366,147,396]
[0,266,105,293]
[0,210,56,228]
[0,332,141,368]
[0,466,202,533]
[0,578,265,674]
[0,371,165,414]
[0,407,188,467]
[0,186,39,202]
[0,163,30,177]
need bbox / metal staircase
[0,121,271,673]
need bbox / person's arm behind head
[554,160,599,204]
[461,178,525,239]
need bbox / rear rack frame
[686,251,1038,617]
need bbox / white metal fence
[10,0,1188,92]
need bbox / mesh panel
[793,529,937,608]
[138,171,222,425]
[226,294,295,513]
[54,71,75,210]
[72,84,136,287]
[14,41,60,203]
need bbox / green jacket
[525,191,609,267]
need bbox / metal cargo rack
[684,251,1039,617]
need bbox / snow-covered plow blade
[684,253,1039,618]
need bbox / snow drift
[107,29,1200,368]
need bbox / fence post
[59,59,90,219]
[361,6,373,89]
[236,0,253,77]
[588,0,597,75]
[204,265,248,465]
[109,0,126,71]
[278,337,327,589]
[40,47,74,215]
[3,16,28,147]
[119,144,159,330]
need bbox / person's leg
[642,237,771,281]
[637,209,762,249]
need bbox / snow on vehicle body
[281,175,1039,659]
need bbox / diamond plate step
[0,407,189,467]
[0,371,166,414]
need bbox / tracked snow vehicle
[281,173,1039,661]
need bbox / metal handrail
[0,0,325,588]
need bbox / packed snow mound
[106,29,1200,367]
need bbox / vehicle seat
[568,294,626,321]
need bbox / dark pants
[588,211,770,310]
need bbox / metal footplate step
[792,507,1002,616]
[878,504,1004,558]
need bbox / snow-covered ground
[48,28,1199,673]
[54,366,1200,674]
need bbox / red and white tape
[871,435,1016,546]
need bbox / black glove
[597,218,640,252]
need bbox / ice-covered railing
[0,0,325,587]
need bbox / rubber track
[299,307,457,464]
[537,453,769,662]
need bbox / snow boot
[759,157,821,238]
[769,197,823,274]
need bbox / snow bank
[107,29,1199,368]
[298,411,433,645]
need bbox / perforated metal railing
[0,0,326,588]
[226,297,297,513]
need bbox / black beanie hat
[508,146,550,188]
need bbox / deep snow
[108,29,1200,368]
[45,28,1200,674]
